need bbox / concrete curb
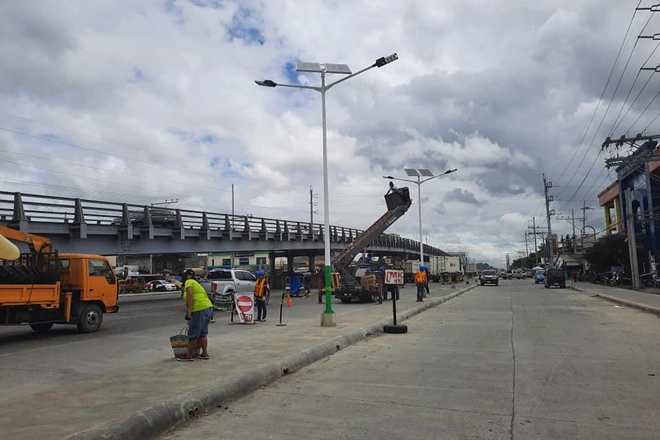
[594,293,660,317]
[120,291,181,298]
[66,283,477,440]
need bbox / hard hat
[255,270,264,276]
[183,269,195,277]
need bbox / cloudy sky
[1,0,658,267]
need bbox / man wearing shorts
[180,269,213,362]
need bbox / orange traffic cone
[286,294,293,307]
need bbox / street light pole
[256,53,399,326]
[417,175,423,264]
[383,168,457,265]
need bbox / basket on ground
[169,327,200,359]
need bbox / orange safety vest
[414,271,427,285]
[255,278,267,298]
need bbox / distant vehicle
[505,269,527,280]
[535,270,545,284]
[111,207,177,227]
[147,279,177,292]
[480,269,499,286]
[545,268,566,289]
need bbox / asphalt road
[0,287,416,402]
[159,280,660,440]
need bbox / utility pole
[527,217,547,265]
[580,201,593,253]
[543,174,555,267]
[524,232,529,259]
[309,185,318,225]
[571,208,577,253]
[625,188,640,290]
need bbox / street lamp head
[374,53,398,68]
[255,79,277,87]
[382,175,395,179]
[443,168,458,175]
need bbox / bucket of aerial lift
[385,187,411,211]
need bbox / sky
[0,0,658,268]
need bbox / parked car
[534,270,545,284]
[545,268,566,289]
[207,268,270,306]
[480,269,499,286]
[147,279,177,292]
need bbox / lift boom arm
[0,226,53,254]
[332,188,412,282]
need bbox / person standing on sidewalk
[180,269,213,362]
[254,271,268,322]
[415,266,428,302]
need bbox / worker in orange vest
[254,271,268,322]
[415,265,428,302]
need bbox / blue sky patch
[226,6,264,45]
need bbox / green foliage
[583,234,630,272]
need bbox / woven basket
[170,327,200,359]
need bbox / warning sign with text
[384,269,404,285]
[234,293,255,324]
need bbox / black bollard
[276,290,287,327]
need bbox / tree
[583,233,640,273]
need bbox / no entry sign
[235,293,254,324]
[384,269,404,285]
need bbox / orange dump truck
[0,226,119,333]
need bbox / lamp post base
[383,323,408,334]
[320,312,337,327]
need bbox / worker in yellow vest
[254,271,268,322]
[415,266,428,302]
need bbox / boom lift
[333,187,412,303]
[0,226,119,333]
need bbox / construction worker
[254,271,268,322]
[414,265,428,302]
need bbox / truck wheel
[30,323,54,333]
[340,298,351,304]
[77,304,103,333]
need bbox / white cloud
[0,0,647,267]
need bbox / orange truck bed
[0,283,61,307]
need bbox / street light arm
[420,168,458,184]
[326,64,376,90]
[382,175,417,185]
[254,80,320,92]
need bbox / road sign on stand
[235,293,254,324]
[384,269,404,285]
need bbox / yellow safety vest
[255,278,267,298]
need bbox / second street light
[383,168,457,266]
[256,53,399,327]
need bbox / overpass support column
[287,253,294,274]
[308,254,315,273]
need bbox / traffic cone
[286,294,293,307]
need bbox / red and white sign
[235,293,254,324]
[384,269,404,285]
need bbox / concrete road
[158,280,660,440]
[0,284,453,402]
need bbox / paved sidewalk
[571,282,660,316]
[0,283,475,440]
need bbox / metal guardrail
[0,191,447,256]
